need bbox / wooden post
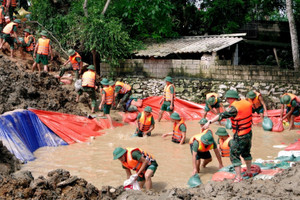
[273,48,280,68]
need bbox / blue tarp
[0,110,67,162]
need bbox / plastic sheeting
[120,97,300,131]
[285,139,300,151]
[0,110,67,162]
[30,109,123,144]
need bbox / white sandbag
[74,79,82,92]
[277,150,293,157]
[123,174,140,191]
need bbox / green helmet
[247,91,256,99]
[199,118,208,125]
[215,127,229,136]
[280,95,291,105]
[67,49,76,56]
[164,76,173,83]
[87,65,95,70]
[207,97,216,105]
[170,112,181,120]
[201,133,214,145]
[225,90,239,99]
[144,106,152,112]
[101,78,110,85]
[23,28,31,34]
[40,30,48,37]
[113,147,126,160]
[14,19,21,24]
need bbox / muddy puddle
[22,120,299,191]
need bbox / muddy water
[22,120,299,191]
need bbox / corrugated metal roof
[135,33,245,58]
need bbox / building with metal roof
[135,33,246,60]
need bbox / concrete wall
[100,59,300,83]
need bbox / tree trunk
[286,0,299,70]
[83,0,88,17]
[101,0,111,15]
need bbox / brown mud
[0,52,300,199]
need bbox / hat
[23,28,31,34]
[144,106,152,112]
[87,65,95,70]
[215,127,229,136]
[109,80,115,86]
[199,118,208,125]
[201,133,214,145]
[67,49,76,56]
[40,30,48,37]
[164,76,173,83]
[101,78,109,85]
[207,97,216,105]
[225,90,239,99]
[247,91,256,99]
[280,95,291,104]
[170,112,181,120]
[14,19,21,24]
[113,147,126,160]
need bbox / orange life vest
[81,70,96,88]
[247,92,262,109]
[0,6,4,24]
[115,81,131,94]
[283,93,300,107]
[121,148,155,176]
[138,111,153,132]
[37,38,50,55]
[164,84,175,101]
[7,0,16,7]
[24,35,35,52]
[231,100,252,136]
[69,52,81,70]
[189,129,214,152]
[219,136,232,157]
[103,86,114,105]
[206,92,218,105]
[172,119,186,143]
[2,22,17,34]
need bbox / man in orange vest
[0,18,21,58]
[246,90,268,120]
[32,30,53,73]
[20,28,35,57]
[113,147,158,190]
[58,49,83,80]
[162,112,186,145]
[203,90,253,183]
[76,65,97,113]
[134,106,155,137]
[189,118,223,175]
[98,78,114,128]
[6,0,17,21]
[280,93,300,130]
[203,92,224,119]
[158,76,175,122]
[215,127,232,159]
[114,80,132,111]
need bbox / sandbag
[225,119,232,129]
[262,117,273,131]
[74,79,82,91]
[211,171,235,181]
[123,175,140,190]
[272,119,284,132]
[187,174,202,188]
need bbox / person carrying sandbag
[280,93,300,131]
[113,147,158,190]
[189,118,223,175]
[202,90,253,183]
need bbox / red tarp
[120,96,300,126]
[30,109,123,144]
[285,139,300,151]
